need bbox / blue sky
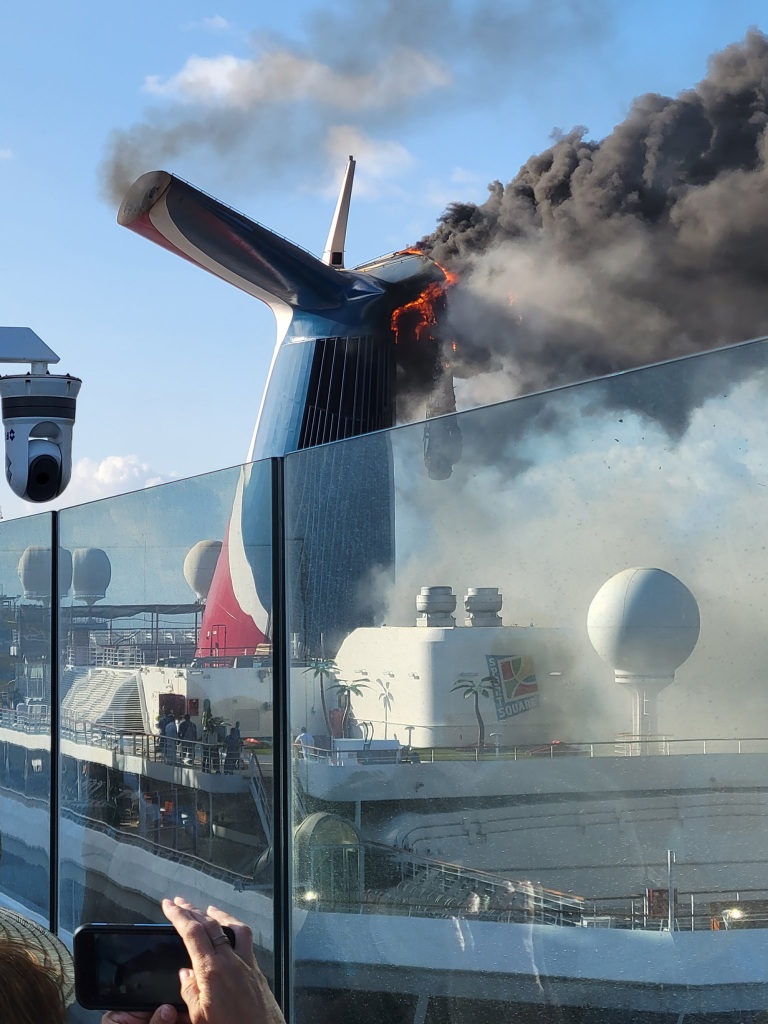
[1,0,767,520]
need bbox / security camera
[0,329,81,504]
[0,372,82,503]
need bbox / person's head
[300,726,307,733]
[184,714,190,721]
[0,939,66,1024]
[0,910,75,1024]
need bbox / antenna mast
[322,156,356,268]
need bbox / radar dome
[18,547,72,601]
[72,548,111,606]
[587,567,700,676]
[183,540,223,601]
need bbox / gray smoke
[100,0,609,204]
[421,30,768,422]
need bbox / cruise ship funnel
[118,168,452,659]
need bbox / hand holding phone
[83,898,285,1024]
[74,923,235,1010]
[161,898,285,1024]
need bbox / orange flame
[390,253,458,344]
[507,291,523,324]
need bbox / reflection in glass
[0,514,53,923]
[287,338,768,1022]
[57,464,274,981]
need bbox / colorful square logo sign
[485,655,539,719]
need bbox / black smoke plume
[99,0,609,204]
[419,30,768,431]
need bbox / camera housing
[0,372,82,502]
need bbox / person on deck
[224,727,242,774]
[164,716,179,765]
[178,713,197,764]
[293,726,315,758]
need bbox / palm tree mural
[328,676,371,738]
[376,677,394,739]
[303,657,339,737]
[451,676,494,749]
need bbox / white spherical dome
[17,547,72,600]
[72,548,112,605]
[183,540,223,601]
[587,568,700,676]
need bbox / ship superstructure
[3,553,768,1018]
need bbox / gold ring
[211,933,230,948]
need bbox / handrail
[297,840,768,932]
[57,719,253,775]
[289,735,768,763]
[380,736,768,761]
[248,752,273,840]
[0,706,51,734]
[5,710,768,763]
[60,805,252,886]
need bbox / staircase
[61,668,145,733]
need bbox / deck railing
[57,717,267,776]
[297,840,768,932]
[392,736,768,761]
[3,710,768,763]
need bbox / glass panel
[286,337,768,1023]
[0,512,53,924]
[57,463,274,976]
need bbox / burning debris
[417,29,768,426]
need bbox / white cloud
[0,455,177,521]
[321,126,415,199]
[68,454,176,498]
[184,15,231,32]
[0,149,13,161]
[142,46,450,112]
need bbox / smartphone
[73,922,236,1010]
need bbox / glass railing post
[270,457,292,1020]
[50,510,59,934]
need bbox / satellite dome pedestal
[614,671,674,741]
[587,568,700,750]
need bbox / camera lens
[27,453,61,502]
